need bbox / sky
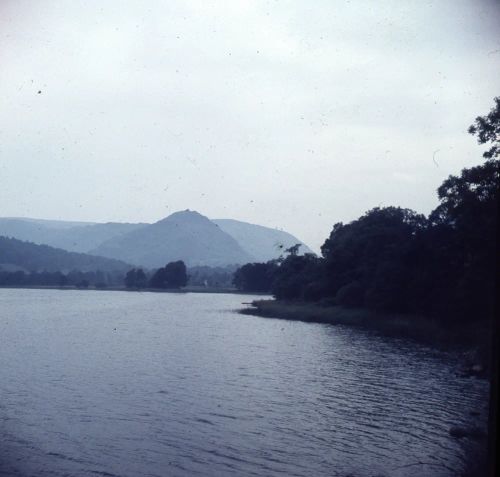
[1,0,499,252]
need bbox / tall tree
[468,96,500,159]
[149,261,187,289]
[125,268,148,288]
[320,207,426,310]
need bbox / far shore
[0,284,271,295]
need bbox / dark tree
[135,268,147,288]
[271,254,324,301]
[58,273,68,287]
[125,269,136,288]
[149,267,167,288]
[164,261,187,288]
[320,207,426,310]
[228,98,499,323]
[125,268,148,288]
[284,244,302,257]
[76,279,89,289]
[233,261,279,292]
[427,159,499,319]
[468,96,500,159]
[149,261,187,289]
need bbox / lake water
[0,289,490,477]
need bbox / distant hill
[1,217,94,229]
[0,236,131,273]
[213,219,314,262]
[0,212,314,268]
[90,210,254,268]
[0,218,145,253]
[47,222,147,253]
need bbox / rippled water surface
[0,289,489,477]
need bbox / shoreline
[241,299,493,361]
[0,284,270,295]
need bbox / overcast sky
[1,0,499,251]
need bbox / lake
[0,289,489,476]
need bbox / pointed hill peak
[155,210,212,225]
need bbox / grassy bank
[241,299,493,351]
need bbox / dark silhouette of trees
[468,96,500,159]
[124,268,147,288]
[149,261,187,289]
[233,262,279,292]
[188,265,236,288]
[233,97,499,323]
[76,279,89,289]
[272,254,324,300]
[320,207,426,310]
[284,244,302,257]
[426,160,499,319]
[0,268,120,288]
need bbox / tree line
[124,261,188,289]
[124,263,237,290]
[233,98,499,323]
[0,260,232,291]
[0,269,122,288]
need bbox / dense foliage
[234,98,499,322]
[149,261,188,289]
[233,262,279,292]
[124,268,148,289]
[468,96,500,160]
[187,265,237,288]
[0,268,121,288]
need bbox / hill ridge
[0,211,313,267]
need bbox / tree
[430,160,499,239]
[58,272,68,288]
[164,261,187,288]
[76,279,89,289]
[135,268,147,287]
[149,267,167,288]
[428,160,499,319]
[320,207,426,310]
[233,262,278,292]
[125,269,136,288]
[271,253,324,301]
[285,244,301,256]
[149,261,187,289]
[424,95,500,319]
[124,268,148,289]
[468,96,500,159]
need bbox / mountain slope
[1,217,94,229]
[45,222,147,253]
[90,210,254,268]
[0,236,131,272]
[212,219,314,262]
[0,213,315,267]
[0,218,145,253]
